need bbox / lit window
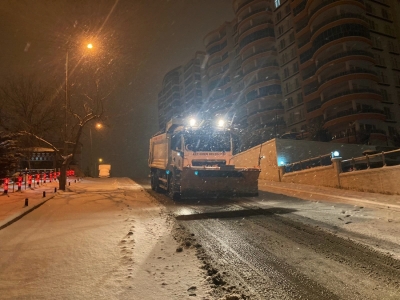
[275,0,281,8]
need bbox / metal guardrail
[341,148,400,172]
[284,153,333,173]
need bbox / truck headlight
[189,118,196,127]
[217,119,225,127]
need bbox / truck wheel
[151,171,161,192]
[168,175,180,201]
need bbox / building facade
[157,0,400,149]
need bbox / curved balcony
[207,71,225,84]
[323,108,386,129]
[239,7,269,23]
[205,32,227,49]
[316,50,375,72]
[244,76,281,95]
[309,0,365,23]
[242,61,279,77]
[206,39,228,57]
[306,104,323,119]
[204,22,227,49]
[293,0,307,17]
[331,129,387,143]
[207,56,229,73]
[234,0,254,13]
[299,24,371,65]
[311,13,368,39]
[238,27,275,51]
[251,119,286,129]
[319,68,379,91]
[247,105,284,119]
[242,47,277,66]
[244,84,282,104]
[321,88,383,109]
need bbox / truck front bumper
[180,168,260,198]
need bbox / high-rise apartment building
[158,66,182,130]
[157,52,206,131]
[157,0,400,149]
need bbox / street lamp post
[61,43,94,189]
[65,50,69,155]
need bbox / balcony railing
[293,0,306,16]
[247,104,284,118]
[324,108,385,123]
[310,0,365,19]
[304,85,319,96]
[247,74,280,87]
[322,88,382,104]
[242,47,276,64]
[240,7,267,21]
[306,104,321,113]
[300,24,370,64]
[331,128,387,141]
[311,13,367,35]
[320,68,378,85]
[296,22,308,33]
[317,50,375,68]
[236,0,254,13]
[341,148,400,172]
[302,69,317,81]
[243,61,279,76]
[297,38,310,49]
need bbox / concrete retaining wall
[339,165,400,194]
[231,139,279,181]
[281,165,339,188]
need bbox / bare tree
[0,75,109,190]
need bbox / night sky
[0,0,234,179]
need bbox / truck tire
[167,175,180,201]
[151,170,161,192]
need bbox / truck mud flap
[180,168,260,198]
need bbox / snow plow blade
[180,168,260,199]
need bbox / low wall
[232,138,399,195]
[340,165,400,194]
[281,165,339,188]
[232,139,280,181]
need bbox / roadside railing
[284,153,333,173]
[341,148,400,172]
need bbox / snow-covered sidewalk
[0,178,78,230]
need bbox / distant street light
[90,123,103,177]
[87,43,93,49]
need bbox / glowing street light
[99,158,103,163]
[90,123,103,176]
[87,43,93,49]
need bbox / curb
[0,194,58,231]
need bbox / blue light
[332,151,340,157]
[194,171,199,176]
[166,170,170,175]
